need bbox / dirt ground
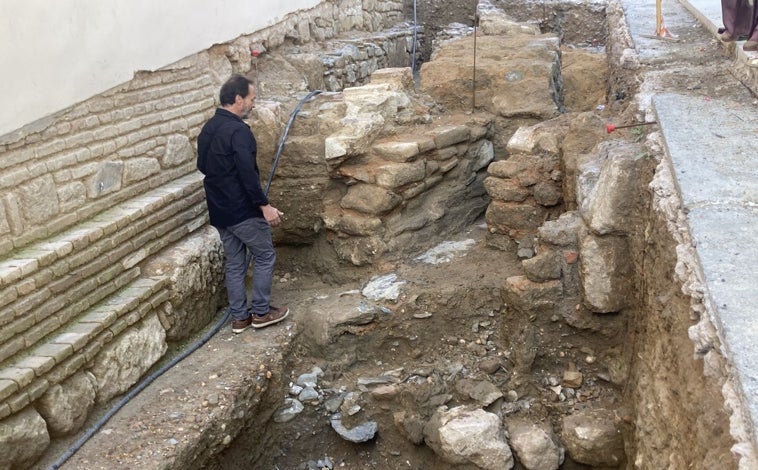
[206,221,625,470]
[39,0,758,469]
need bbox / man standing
[197,74,289,333]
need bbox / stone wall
[0,1,412,468]
[492,112,741,467]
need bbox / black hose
[48,89,323,470]
[264,89,323,195]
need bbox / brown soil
[207,222,623,470]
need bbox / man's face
[238,84,256,118]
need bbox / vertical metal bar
[473,11,478,111]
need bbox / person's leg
[744,4,758,50]
[216,226,250,321]
[228,217,276,316]
[722,0,752,37]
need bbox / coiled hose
[48,89,323,470]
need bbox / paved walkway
[622,0,758,450]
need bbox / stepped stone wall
[0,1,411,468]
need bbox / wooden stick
[655,0,662,36]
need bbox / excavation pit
[9,0,757,469]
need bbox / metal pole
[472,11,478,111]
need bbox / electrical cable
[48,89,323,470]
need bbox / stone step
[0,172,204,364]
[0,275,169,420]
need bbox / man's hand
[261,204,284,227]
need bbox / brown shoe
[720,31,735,42]
[231,316,253,334]
[251,305,289,329]
[744,41,758,52]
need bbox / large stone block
[522,250,562,282]
[18,175,59,226]
[484,177,530,202]
[341,183,402,215]
[89,313,167,404]
[142,227,225,341]
[123,157,161,185]
[505,418,565,470]
[0,407,49,470]
[583,142,645,235]
[161,134,195,168]
[420,35,561,119]
[561,408,625,467]
[539,211,581,247]
[87,161,123,198]
[423,406,514,470]
[485,200,547,234]
[36,371,97,437]
[375,161,426,189]
[502,276,563,314]
[322,208,383,236]
[578,228,632,313]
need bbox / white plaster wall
[0,0,320,137]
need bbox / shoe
[720,31,735,42]
[252,305,289,329]
[231,316,253,334]
[744,41,758,52]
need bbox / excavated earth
[36,0,758,469]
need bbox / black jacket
[197,108,269,228]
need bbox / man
[197,74,289,333]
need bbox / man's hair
[219,75,253,106]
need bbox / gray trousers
[216,217,276,321]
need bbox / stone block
[123,157,161,185]
[0,367,34,390]
[423,406,513,469]
[522,250,562,282]
[86,161,123,198]
[0,336,26,370]
[323,209,383,236]
[578,229,632,313]
[37,371,97,437]
[90,313,167,404]
[0,407,50,469]
[57,182,87,213]
[505,418,564,470]
[18,175,60,225]
[502,276,562,314]
[372,140,420,162]
[487,157,529,179]
[561,408,625,467]
[484,177,530,202]
[538,211,581,247]
[533,181,562,207]
[485,200,547,233]
[375,161,426,189]
[431,125,470,149]
[341,183,402,215]
[584,142,644,235]
[421,35,560,119]
[368,67,414,91]
[467,140,494,173]
[506,120,566,157]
